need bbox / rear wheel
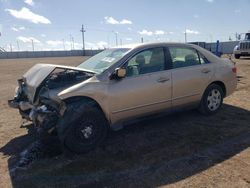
[234,54,240,59]
[199,84,224,115]
[58,102,108,154]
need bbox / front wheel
[59,103,108,154]
[199,84,224,115]
[234,54,240,59]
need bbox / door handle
[201,69,211,74]
[157,77,170,83]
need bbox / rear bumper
[225,78,237,97]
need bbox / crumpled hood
[22,64,94,103]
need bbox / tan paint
[21,43,237,128]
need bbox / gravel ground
[0,56,250,188]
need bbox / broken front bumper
[8,96,60,137]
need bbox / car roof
[111,42,196,50]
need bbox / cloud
[11,26,25,32]
[97,41,108,48]
[45,40,83,50]
[185,29,200,35]
[24,0,34,6]
[11,27,19,32]
[41,34,46,37]
[234,9,241,14]
[5,7,51,24]
[155,30,165,35]
[138,29,153,36]
[104,16,119,24]
[46,40,63,46]
[125,38,133,41]
[86,41,108,49]
[139,30,166,36]
[104,16,132,25]
[193,14,199,18]
[206,0,214,3]
[120,19,132,24]
[17,36,40,43]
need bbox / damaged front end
[8,64,95,138]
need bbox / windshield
[78,48,130,73]
[245,33,250,40]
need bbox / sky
[0,0,250,51]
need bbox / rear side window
[169,47,200,69]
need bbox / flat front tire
[199,84,224,115]
[58,103,108,154]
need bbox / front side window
[125,47,165,77]
[169,47,200,69]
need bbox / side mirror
[110,68,126,80]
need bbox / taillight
[232,67,237,73]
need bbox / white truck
[233,32,250,59]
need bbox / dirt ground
[0,56,250,188]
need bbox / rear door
[169,46,213,108]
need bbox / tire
[57,102,108,154]
[199,84,224,115]
[234,54,240,59]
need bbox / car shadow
[1,104,250,187]
[240,57,250,60]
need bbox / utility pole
[62,39,65,50]
[69,35,73,50]
[184,29,187,43]
[115,32,118,46]
[115,33,118,46]
[80,24,86,51]
[72,37,75,50]
[141,37,144,43]
[16,40,20,51]
[31,39,34,51]
[10,43,12,52]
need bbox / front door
[108,47,172,124]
